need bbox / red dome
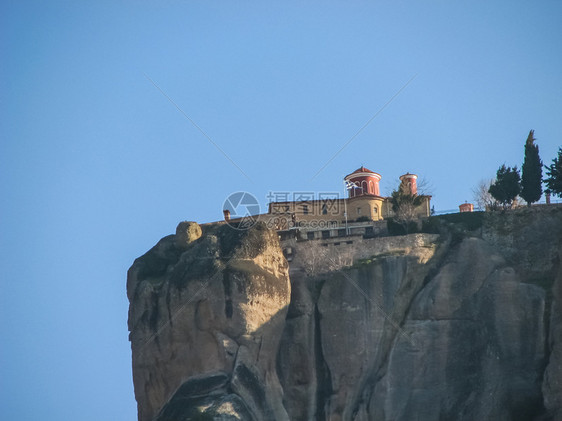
[345,166,378,178]
[344,166,382,197]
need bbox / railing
[433,209,463,216]
[433,200,562,216]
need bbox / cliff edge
[128,207,562,421]
[127,222,291,421]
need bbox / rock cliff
[127,222,291,421]
[128,207,562,421]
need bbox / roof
[351,166,376,174]
[344,166,381,179]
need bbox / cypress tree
[520,130,543,205]
[545,147,562,197]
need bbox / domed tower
[399,173,418,195]
[344,166,382,198]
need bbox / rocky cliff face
[127,222,291,421]
[128,207,562,421]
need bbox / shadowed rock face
[129,208,562,421]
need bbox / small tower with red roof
[399,173,418,195]
[344,166,382,198]
[459,202,474,212]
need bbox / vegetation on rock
[472,179,499,210]
[488,164,521,209]
[390,182,423,234]
[545,147,562,197]
[520,130,543,205]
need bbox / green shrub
[436,212,485,231]
[421,217,441,234]
[386,218,418,236]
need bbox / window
[338,229,346,237]
[357,207,362,215]
[307,232,315,240]
[322,204,328,215]
[322,230,330,239]
[373,206,378,216]
[302,205,309,215]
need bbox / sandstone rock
[128,222,290,421]
[543,247,562,420]
[315,250,440,420]
[277,273,322,421]
[378,240,545,421]
[129,208,562,421]
[175,221,202,248]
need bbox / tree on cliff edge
[472,178,499,210]
[489,165,521,209]
[520,130,543,205]
[545,147,562,197]
[390,184,423,233]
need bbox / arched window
[361,180,368,195]
[373,206,378,216]
[369,180,374,194]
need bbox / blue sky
[1,1,561,420]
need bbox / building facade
[258,166,431,239]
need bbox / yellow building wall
[258,195,430,230]
[347,197,385,221]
